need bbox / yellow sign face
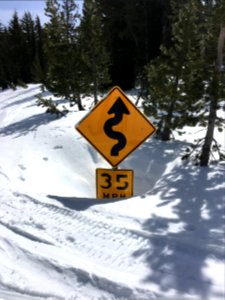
[76,86,156,167]
[96,168,133,199]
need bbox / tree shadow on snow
[0,113,57,138]
[1,85,40,104]
[135,163,225,299]
[121,138,188,195]
[3,95,38,109]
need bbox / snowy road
[1,190,224,300]
[0,85,224,299]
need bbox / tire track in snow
[1,192,150,273]
[0,192,158,299]
[1,191,224,293]
[2,192,224,259]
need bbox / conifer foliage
[143,0,205,141]
[199,0,225,166]
[0,12,46,89]
[142,0,225,165]
[44,0,110,109]
[44,0,85,110]
[0,22,9,89]
[78,0,110,105]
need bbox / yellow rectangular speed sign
[96,168,133,199]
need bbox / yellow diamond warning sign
[96,168,133,199]
[76,86,156,167]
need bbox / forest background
[0,0,225,166]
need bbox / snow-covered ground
[0,84,224,300]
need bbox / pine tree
[21,12,36,83]
[32,16,47,83]
[78,0,110,105]
[199,1,225,166]
[44,0,84,110]
[0,22,8,89]
[142,0,225,165]
[143,0,205,140]
[1,13,46,87]
[7,11,26,86]
[44,0,64,92]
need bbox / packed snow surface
[0,84,224,300]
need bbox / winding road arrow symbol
[75,86,156,167]
[104,97,130,156]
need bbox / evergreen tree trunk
[200,96,217,166]
[93,58,98,105]
[77,94,84,110]
[200,23,225,166]
[161,99,175,141]
[161,76,178,141]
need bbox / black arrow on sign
[104,97,130,156]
